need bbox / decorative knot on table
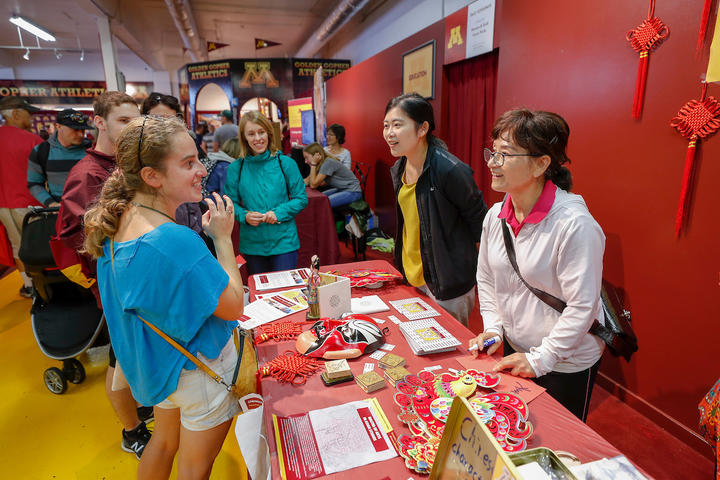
[259,351,323,385]
[255,321,305,344]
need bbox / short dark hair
[327,124,346,144]
[491,108,573,191]
[93,91,137,118]
[141,92,181,115]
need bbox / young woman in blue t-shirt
[84,115,245,480]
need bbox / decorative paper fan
[392,368,532,473]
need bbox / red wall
[495,0,719,437]
[326,21,448,234]
[327,0,719,448]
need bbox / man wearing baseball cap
[27,108,92,207]
[0,96,43,297]
[213,109,237,152]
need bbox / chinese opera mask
[295,314,388,359]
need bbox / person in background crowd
[84,115,245,480]
[213,110,237,153]
[194,121,208,153]
[280,117,291,155]
[141,92,182,119]
[471,109,605,422]
[0,96,43,297]
[203,138,240,197]
[204,122,215,151]
[38,128,50,141]
[27,109,91,207]
[303,142,362,208]
[51,91,153,459]
[384,93,487,326]
[325,123,352,170]
[225,111,307,275]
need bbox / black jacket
[391,145,488,301]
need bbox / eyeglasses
[483,148,541,167]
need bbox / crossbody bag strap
[276,153,291,199]
[500,219,567,313]
[110,240,235,391]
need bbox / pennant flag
[255,38,281,50]
[207,41,229,52]
[706,11,720,82]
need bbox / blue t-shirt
[96,223,233,406]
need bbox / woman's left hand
[492,353,536,378]
[263,210,278,224]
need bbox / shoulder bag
[110,240,262,412]
[500,220,639,361]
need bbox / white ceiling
[0,0,373,79]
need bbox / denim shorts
[156,337,242,431]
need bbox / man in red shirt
[51,91,153,459]
[0,96,42,297]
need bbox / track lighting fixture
[9,16,55,42]
[80,49,84,61]
[54,48,62,60]
[23,48,30,60]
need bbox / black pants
[504,339,601,422]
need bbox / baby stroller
[18,206,106,394]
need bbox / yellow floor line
[0,271,247,479]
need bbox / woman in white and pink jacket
[470,108,605,422]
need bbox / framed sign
[402,40,435,99]
[430,397,522,480]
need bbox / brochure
[398,318,461,355]
[256,288,308,313]
[254,268,311,291]
[389,297,440,320]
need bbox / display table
[231,187,339,267]
[249,260,626,478]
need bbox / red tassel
[633,52,649,119]
[675,138,697,236]
[697,0,714,52]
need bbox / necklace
[131,202,176,223]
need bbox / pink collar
[499,180,557,236]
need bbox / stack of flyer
[399,318,461,355]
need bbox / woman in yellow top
[384,93,488,326]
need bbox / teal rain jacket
[225,150,308,256]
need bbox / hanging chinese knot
[670,83,720,236]
[626,0,669,119]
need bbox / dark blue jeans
[245,250,299,275]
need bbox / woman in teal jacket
[225,111,308,274]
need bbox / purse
[500,220,639,361]
[110,240,262,412]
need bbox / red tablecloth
[249,260,626,479]
[231,188,339,268]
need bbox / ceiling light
[54,48,62,60]
[23,48,30,60]
[9,16,56,42]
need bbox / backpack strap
[36,141,55,201]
